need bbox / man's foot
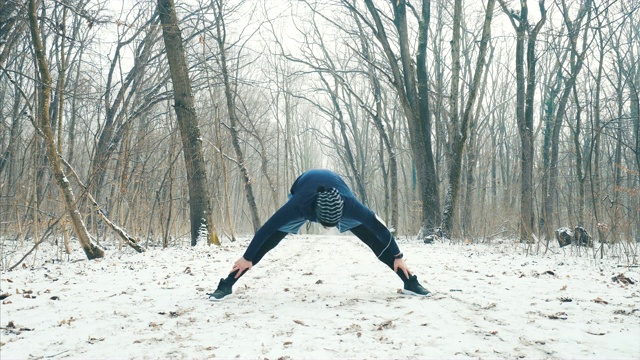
[207,278,232,301]
[402,275,431,297]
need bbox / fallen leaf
[483,303,497,310]
[593,297,609,305]
[587,331,605,336]
[377,320,394,330]
[58,317,76,326]
[283,341,293,347]
[293,320,306,326]
[612,274,635,285]
[613,309,639,316]
[87,336,105,344]
[548,312,568,320]
[315,279,323,284]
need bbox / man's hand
[393,258,412,279]
[232,257,253,278]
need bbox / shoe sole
[402,289,432,297]
[207,293,231,302]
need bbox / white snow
[196,221,209,245]
[1,235,639,359]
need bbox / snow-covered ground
[1,235,639,359]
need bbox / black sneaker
[207,278,232,301]
[402,275,431,297]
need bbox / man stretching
[208,169,430,301]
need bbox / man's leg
[349,225,410,283]
[350,225,430,296]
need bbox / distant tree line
[0,0,638,263]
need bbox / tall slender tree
[210,0,262,232]
[541,0,591,241]
[157,0,219,245]
[27,0,104,259]
[498,0,546,242]
[355,0,440,236]
[441,0,495,236]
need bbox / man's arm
[242,200,302,261]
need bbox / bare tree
[88,9,161,210]
[353,0,440,236]
[208,0,262,232]
[541,0,592,241]
[441,0,495,236]
[157,0,220,245]
[351,7,399,230]
[498,0,546,242]
[27,0,104,259]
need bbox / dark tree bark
[157,0,219,245]
[360,0,440,236]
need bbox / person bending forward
[208,169,430,301]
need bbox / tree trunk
[157,0,219,246]
[498,0,545,242]
[544,0,591,240]
[571,84,585,226]
[441,0,495,236]
[408,0,441,235]
[28,0,104,259]
[211,0,261,232]
[359,0,440,235]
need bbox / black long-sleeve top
[242,169,401,261]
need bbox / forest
[0,0,638,267]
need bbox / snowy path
[1,235,638,359]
